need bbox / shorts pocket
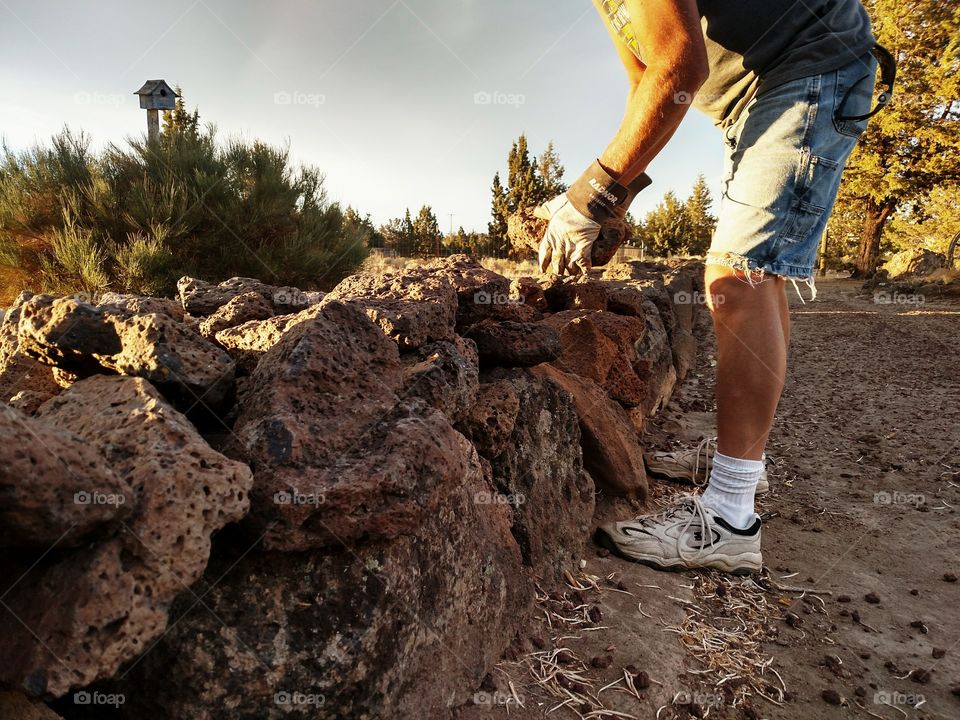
[782,152,840,241]
[832,60,877,138]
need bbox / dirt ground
[459,278,960,720]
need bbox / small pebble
[836,594,852,603]
[909,620,928,634]
[864,592,881,604]
[933,648,946,659]
[909,669,932,684]
[590,654,613,669]
[910,588,919,596]
[821,688,843,705]
[944,573,957,583]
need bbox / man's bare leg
[705,264,788,461]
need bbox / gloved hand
[536,160,651,276]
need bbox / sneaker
[595,495,763,574]
[645,437,770,495]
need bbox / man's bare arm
[596,0,708,184]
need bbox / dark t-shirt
[600,0,876,127]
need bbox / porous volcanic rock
[0,375,251,698]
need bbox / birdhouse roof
[133,80,178,97]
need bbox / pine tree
[835,0,960,275]
[684,174,716,255]
[538,141,567,199]
[412,205,442,256]
[161,87,200,141]
[643,191,692,257]
[506,134,543,212]
[488,172,510,255]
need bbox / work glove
[536,160,651,276]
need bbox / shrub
[0,121,371,303]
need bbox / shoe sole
[593,527,762,576]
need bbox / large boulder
[0,294,60,403]
[324,265,457,349]
[0,403,131,548]
[463,319,561,367]
[542,310,647,407]
[97,293,184,321]
[230,300,466,550]
[0,376,252,698]
[197,291,274,338]
[177,276,315,317]
[16,296,236,411]
[423,255,539,328]
[456,378,521,459]
[117,454,532,720]
[400,336,479,423]
[883,248,946,278]
[532,364,647,500]
[632,297,678,419]
[481,368,595,584]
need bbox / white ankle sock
[701,451,763,530]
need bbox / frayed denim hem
[705,251,818,303]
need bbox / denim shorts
[708,52,878,286]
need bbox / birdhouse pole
[133,80,178,143]
[146,109,160,143]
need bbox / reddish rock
[0,375,251,698]
[230,300,448,549]
[7,389,54,415]
[456,378,522,458]
[532,364,647,499]
[197,291,274,338]
[543,276,608,312]
[511,276,548,312]
[401,336,479,422]
[464,320,561,367]
[324,264,457,348]
[118,454,531,720]
[506,208,630,267]
[0,297,60,403]
[0,402,130,548]
[482,368,596,583]
[17,296,236,411]
[177,276,314,316]
[542,311,647,407]
[97,292,184,321]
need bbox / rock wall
[0,255,705,719]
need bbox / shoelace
[676,494,716,562]
[689,436,716,487]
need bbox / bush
[0,123,370,303]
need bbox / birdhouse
[133,80,177,111]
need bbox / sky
[0,0,724,233]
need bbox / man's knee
[705,264,784,314]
